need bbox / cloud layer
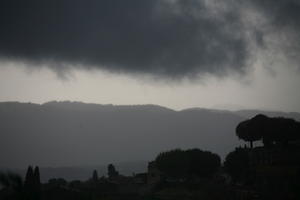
[0,0,299,78]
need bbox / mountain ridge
[2,101,299,118]
[0,101,299,171]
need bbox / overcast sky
[0,0,299,112]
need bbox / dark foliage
[155,148,220,179]
[0,171,23,199]
[47,178,68,188]
[236,114,300,147]
[92,170,98,182]
[224,148,250,182]
[108,164,119,178]
[33,166,41,199]
[236,115,265,148]
[24,165,41,200]
[0,166,41,200]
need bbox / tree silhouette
[236,114,300,148]
[24,165,41,200]
[107,164,119,178]
[92,170,98,182]
[155,149,188,178]
[24,166,35,196]
[155,148,221,179]
[186,149,220,178]
[0,171,23,199]
[33,166,41,200]
[224,148,250,182]
[264,116,300,146]
[236,114,266,148]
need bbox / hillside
[1,101,299,180]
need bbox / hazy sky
[0,0,299,112]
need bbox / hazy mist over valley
[1,101,299,181]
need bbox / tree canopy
[0,171,23,195]
[236,114,300,147]
[24,166,41,200]
[92,170,98,181]
[224,147,250,182]
[155,148,220,179]
[107,164,119,178]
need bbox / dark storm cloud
[0,0,251,78]
[0,0,299,78]
[248,0,300,66]
[250,0,300,28]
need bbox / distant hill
[0,101,299,181]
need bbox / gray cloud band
[0,0,299,78]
